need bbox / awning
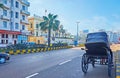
[0,30,21,35]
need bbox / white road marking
[25,73,39,78]
[59,60,71,65]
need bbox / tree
[40,13,60,47]
[59,25,66,37]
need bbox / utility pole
[45,9,47,16]
[76,21,80,45]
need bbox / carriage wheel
[107,52,112,77]
[81,53,88,74]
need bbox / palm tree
[40,13,60,47]
[59,25,66,37]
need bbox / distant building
[27,15,45,44]
[79,30,89,43]
[107,31,120,43]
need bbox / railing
[20,19,29,24]
[20,10,30,15]
[20,30,31,35]
[0,1,10,9]
[21,0,30,6]
[0,15,10,20]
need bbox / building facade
[28,15,45,44]
[107,31,120,43]
[0,0,30,47]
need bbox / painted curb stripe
[116,76,120,78]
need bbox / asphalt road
[0,47,115,78]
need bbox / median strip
[59,60,71,65]
[25,73,39,78]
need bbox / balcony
[0,2,10,9]
[0,15,10,21]
[20,30,31,35]
[20,19,29,25]
[20,10,30,16]
[20,0,30,6]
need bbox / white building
[0,0,30,47]
[107,31,120,43]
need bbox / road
[0,47,115,78]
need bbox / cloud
[112,14,120,19]
[79,16,114,32]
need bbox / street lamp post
[76,21,80,46]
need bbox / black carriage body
[85,32,110,56]
[82,32,112,76]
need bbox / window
[1,40,4,44]
[36,32,38,36]
[6,34,8,38]
[11,11,13,18]
[15,12,19,18]
[21,40,23,43]
[14,40,16,44]
[11,0,14,7]
[22,5,25,11]
[2,34,5,38]
[3,0,7,4]
[12,35,14,38]
[16,35,17,38]
[3,21,7,28]
[22,15,25,20]
[36,24,39,29]
[6,40,8,44]
[3,10,7,16]
[10,22,13,30]
[30,23,32,28]
[38,40,40,44]
[15,1,19,8]
[22,25,25,30]
[15,23,19,29]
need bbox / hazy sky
[28,0,120,35]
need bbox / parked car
[0,53,10,63]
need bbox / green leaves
[43,16,49,21]
[40,13,60,31]
[40,22,48,31]
[39,13,60,46]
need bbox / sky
[28,0,120,35]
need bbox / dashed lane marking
[25,73,39,78]
[59,60,71,65]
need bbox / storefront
[0,30,21,47]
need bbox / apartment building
[0,0,30,47]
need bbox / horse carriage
[81,32,113,77]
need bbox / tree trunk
[48,28,51,47]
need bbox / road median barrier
[115,51,120,78]
[3,45,73,55]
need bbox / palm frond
[40,22,48,30]
[43,16,49,21]
[48,13,53,19]
[55,20,60,26]
[53,15,58,20]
